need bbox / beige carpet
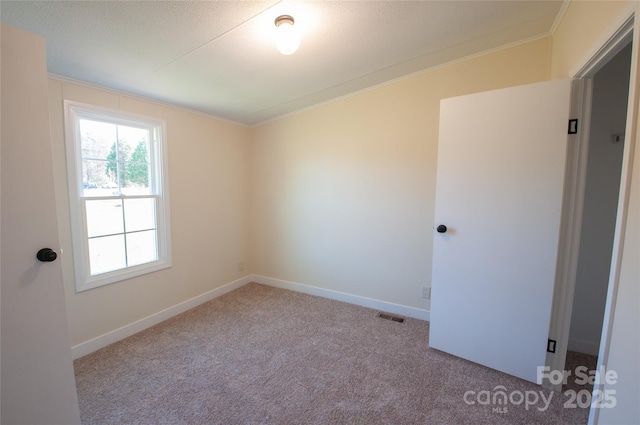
[74,282,593,424]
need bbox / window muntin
[65,102,171,291]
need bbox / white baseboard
[250,274,430,321]
[72,274,429,359]
[71,275,254,359]
[568,338,600,356]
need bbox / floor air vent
[376,312,405,323]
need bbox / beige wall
[550,1,631,79]
[551,1,639,423]
[48,80,252,347]
[250,38,550,310]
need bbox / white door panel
[430,79,571,383]
[1,24,80,423]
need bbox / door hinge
[547,339,557,353]
[568,119,578,134]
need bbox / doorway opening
[564,38,632,396]
[545,10,638,425]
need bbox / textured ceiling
[1,1,566,126]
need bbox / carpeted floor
[74,282,594,424]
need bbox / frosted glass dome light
[275,15,300,55]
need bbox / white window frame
[64,101,172,292]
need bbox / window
[64,101,171,291]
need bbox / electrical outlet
[238,261,244,272]
[421,286,431,299]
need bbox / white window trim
[64,100,172,292]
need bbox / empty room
[1,1,638,424]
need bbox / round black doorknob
[36,248,57,262]
[436,225,447,233]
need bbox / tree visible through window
[104,140,149,188]
[65,101,172,291]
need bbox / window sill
[75,260,172,292]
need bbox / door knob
[36,248,57,262]
[436,225,447,233]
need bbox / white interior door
[429,79,572,383]
[1,24,81,423]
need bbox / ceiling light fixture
[274,15,300,55]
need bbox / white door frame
[546,5,639,425]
